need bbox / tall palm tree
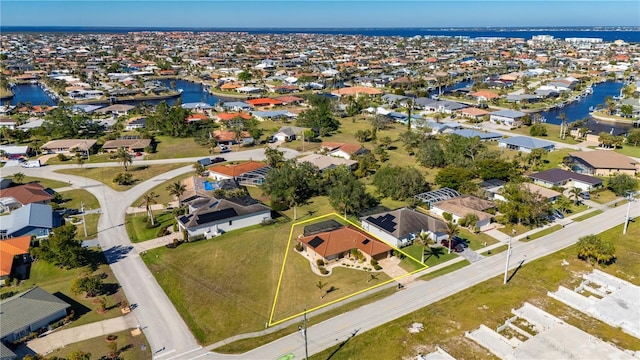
[140,191,159,226]
[12,172,25,184]
[445,221,460,254]
[116,147,133,172]
[415,231,433,264]
[166,181,186,206]
[569,187,582,205]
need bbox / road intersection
[5,145,638,359]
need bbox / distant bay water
[1,26,639,42]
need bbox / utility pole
[298,310,309,360]
[81,201,87,237]
[623,192,634,235]
[503,236,512,285]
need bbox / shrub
[370,259,378,266]
[316,259,325,266]
[189,234,206,242]
[318,266,328,275]
[57,153,68,161]
[373,264,382,270]
[294,242,303,252]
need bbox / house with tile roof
[431,195,495,231]
[298,225,392,263]
[297,154,357,173]
[569,151,638,176]
[177,196,271,240]
[0,183,54,207]
[498,136,555,153]
[208,161,270,182]
[0,287,70,343]
[41,139,97,154]
[360,208,448,248]
[320,142,369,160]
[527,168,602,191]
[101,139,151,153]
[0,236,31,281]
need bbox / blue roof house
[498,136,555,153]
[451,129,503,141]
[0,203,56,238]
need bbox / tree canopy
[607,173,638,196]
[296,95,340,132]
[496,180,551,226]
[576,234,616,265]
[372,165,429,200]
[262,160,321,218]
[37,224,88,269]
[324,165,376,216]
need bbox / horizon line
[2,25,639,29]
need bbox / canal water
[7,83,57,106]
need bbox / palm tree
[116,147,133,172]
[569,187,582,205]
[166,181,186,206]
[445,221,460,254]
[12,172,25,184]
[140,191,159,226]
[415,231,433,264]
[75,153,85,168]
[316,280,327,299]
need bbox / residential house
[297,154,357,173]
[212,130,254,145]
[102,139,151,153]
[321,142,369,160]
[0,183,54,207]
[0,203,56,239]
[222,101,252,112]
[498,136,555,153]
[330,86,382,98]
[177,196,271,240]
[457,107,491,121]
[490,109,528,127]
[0,118,17,130]
[41,139,97,154]
[124,117,146,130]
[527,168,602,191]
[95,104,135,116]
[179,177,241,206]
[273,126,306,142]
[0,146,31,161]
[431,195,495,230]
[360,208,448,248]
[246,98,283,108]
[298,225,392,263]
[451,129,502,141]
[252,110,298,122]
[208,161,270,186]
[0,287,70,343]
[0,235,31,281]
[569,151,638,176]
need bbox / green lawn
[132,172,195,206]
[125,211,176,243]
[481,244,509,256]
[418,260,470,281]
[142,135,211,160]
[60,189,100,210]
[507,124,580,145]
[457,228,499,250]
[573,209,603,221]
[143,222,291,344]
[73,213,100,241]
[47,329,150,360]
[616,145,640,158]
[11,176,69,189]
[399,244,457,271]
[0,249,128,329]
[56,163,188,191]
[311,221,640,359]
[591,189,622,204]
[521,224,562,242]
[497,223,532,237]
[45,153,118,165]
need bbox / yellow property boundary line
[268,212,427,326]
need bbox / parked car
[268,136,277,143]
[580,192,590,200]
[219,145,231,153]
[211,157,225,164]
[552,210,564,219]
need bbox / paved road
[4,147,297,360]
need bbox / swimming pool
[204,181,216,191]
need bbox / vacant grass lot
[143,222,290,344]
[591,189,623,204]
[60,189,100,210]
[142,135,210,160]
[125,211,175,243]
[47,329,150,360]
[507,124,580,145]
[311,222,640,359]
[0,250,127,329]
[57,163,187,191]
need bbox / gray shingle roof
[362,208,447,239]
[1,287,70,338]
[499,136,555,149]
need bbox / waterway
[7,83,57,106]
[157,79,222,106]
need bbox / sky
[1,1,638,28]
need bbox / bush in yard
[370,259,378,266]
[318,266,329,275]
[576,234,616,266]
[71,275,104,297]
[316,259,325,266]
[57,153,68,161]
[294,242,303,252]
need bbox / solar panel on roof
[195,208,238,225]
[362,239,370,245]
[368,214,397,233]
[308,236,324,249]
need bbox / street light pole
[503,236,512,285]
[623,192,634,235]
[298,309,309,360]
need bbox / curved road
[7,145,638,359]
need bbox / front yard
[57,163,188,191]
[125,211,176,243]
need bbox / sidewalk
[25,314,138,355]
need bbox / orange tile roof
[216,112,252,121]
[245,98,283,106]
[0,183,54,205]
[459,107,491,116]
[321,142,363,155]
[0,236,31,277]
[209,161,268,177]
[331,86,382,96]
[471,90,500,99]
[275,96,304,103]
[212,129,252,143]
[299,225,391,259]
[220,82,241,90]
